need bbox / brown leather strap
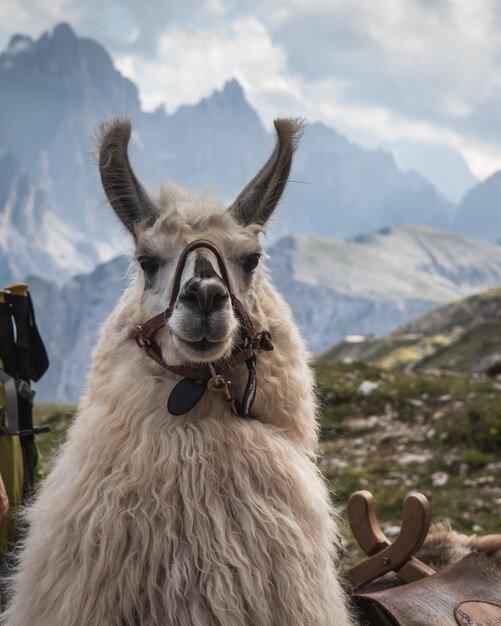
[168,239,233,308]
[137,329,273,381]
[133,239,274,416]
[135,311,167,348]
[230,294,256,341]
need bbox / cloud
[3,0,501,178]
[265,0,501,175]
[115,16,296,115]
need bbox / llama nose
[179,278,229,314]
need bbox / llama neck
[85,281,318,456]
[247,280,318,454]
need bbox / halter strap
[134,239,273,417]
[167,239,233,309]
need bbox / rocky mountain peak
[454,169,501,242]
[52,21,76,42]
[175,78,261,128]
[5,33,34,54]
[219,78,245,102]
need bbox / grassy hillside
[317,362,501,542]
[33,402,75,463]
[31,362,501,545]
[319,287,501,374]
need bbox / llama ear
[98,118,159,236]
[229,118,304,226]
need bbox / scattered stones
[477,476,495,484]
[431,471,449,487]
[472,353,501,376]
[398,452,432,466]
[358,380,379,395]
[382,524,400,537]
[464,479,477,487]
[472,498,489,512]
[324,458,348,470]
[409,398,424,408]
[380,432,405,443]
[458,463,470,476]
[380,477,401,487]
[346,415,383,432]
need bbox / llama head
[98,118,302,366]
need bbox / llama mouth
[172,334,229,361]
[184,338,221,350]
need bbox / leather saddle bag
[353,552,501,626]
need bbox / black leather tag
[167,378,206,415]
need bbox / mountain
[281,123,455,241]
[31,225,501,401]
[30,255,129,401]
[453,171,501,243]
[268,224,501,351]
[386,140,477,204]
[0,22,464,287]
[135,79,271,200]
[0,23,141,240]
[319,287,501,375]
[0,151,109,285]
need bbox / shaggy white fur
[2,174,354,621]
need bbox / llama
[3,118,354,625]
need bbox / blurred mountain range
[31,225,501,400]
[1,22,499,287]
[2,23,501,400]
[319,286,501,376]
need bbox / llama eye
[138,256,159,275]
[242,253,260,273]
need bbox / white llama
[3,118,354,625]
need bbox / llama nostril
[209,289,229,311]
[201,284,229,313]
[179,278,228,314]
[213,290,228,305]
[179,280,200,306]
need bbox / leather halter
[134,239,273,417]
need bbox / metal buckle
[16,379,35,404]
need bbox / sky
[2,0,501,181]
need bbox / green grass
[317,362,501,538]
[33,402,76,460]
[31,362,501,542]
[420,320,501,372]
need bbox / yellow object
[3,283,28,297]
[0,283,43,555]
[0,433,24,555]
[0,356,24,555]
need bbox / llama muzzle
[134,239,274,418]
